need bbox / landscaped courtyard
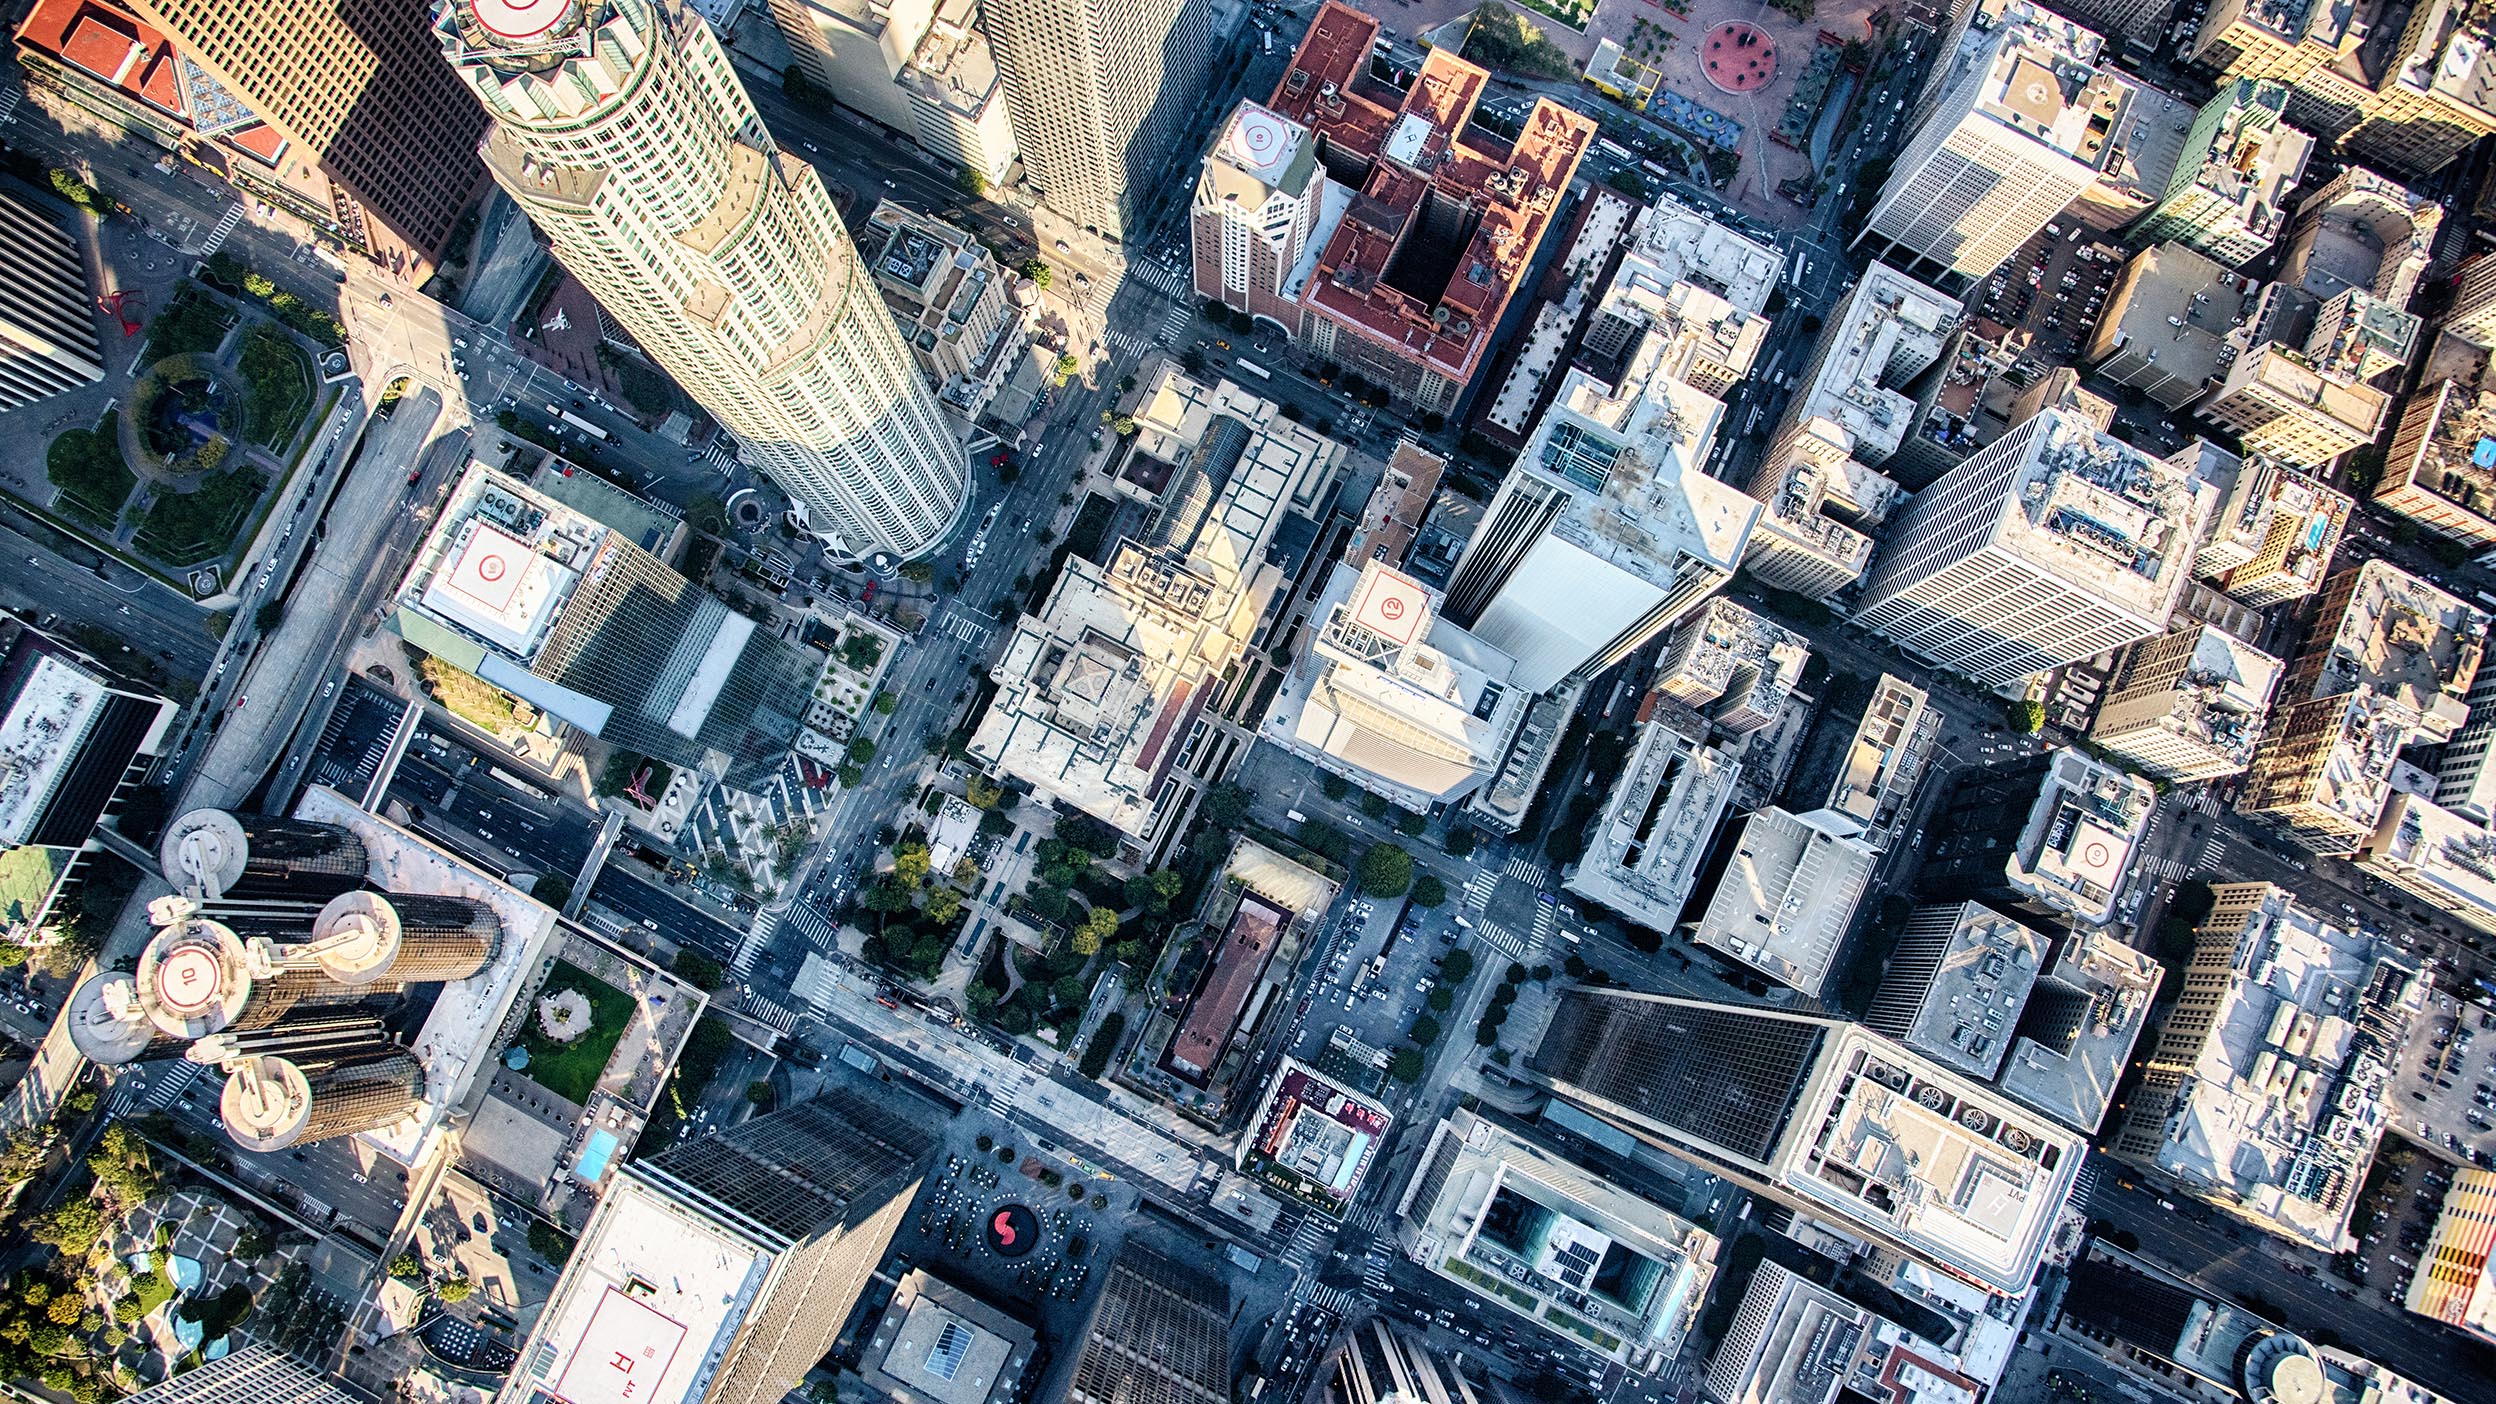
[512,960,637,1105]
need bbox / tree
[892,841,932,887]
[254,601,285,634]
[1410,874,1448,908]
[533,871,573,910]
[2007,699,2045,735]
[967,774,1009,809]
[436,1277,475,1303]
[746,1080,776,1109]
[1124,869,1183,914]
[388,1253,422,1280]
[1385,1046,1426,1083]
[673,949,724,990]
[1203,297,1230,322]
[872,691,900,715]
[528,1220,575,1264]
[1320,773,1350,801]
[1079,1011,1126,1078]
[1396,808,1427,837]
[1071,906,1118,956]
[924,886,966,924]
[1425,985,1455,1013]
[30,1199,102,1256]
[863,877,917,915]
[849,736,879,765]
[838,764,865,787]
[1360,843,1415,898]
[1051,973,1088,1008]
[1408,1015,1442,1046]
[1019,258,1053,289]
[1440,948,1475,984]
[1444,826,1477,857]
[955,165,989,198]
[1195,782,1251,830]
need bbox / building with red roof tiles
[1190,2,1594,414]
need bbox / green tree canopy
[1409,874,1447,908]
[1360,843,1415,898]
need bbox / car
[642,918,659,931]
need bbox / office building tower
[2081,243,2260,411]
[1853,408,2208,687]
[1442,308,1761,694]
[2199,346,2389,466]
[858,1269,1037,1404]
[1331,1318,1485,1404]
[217,1044,427,1152]
[2356,789,2496,936]
[1395,1108,1717,1374]
[1686,808,1878,998]
[2185,446,2348,607]
[1778,264,1959,468]
[2281,560,2485,742]
[1702,1258,1870,1404]
[1739,418,1901,600]
[1995,926,2163,1132]
[2377,377,2496,549]
[1857,1,2133,282]
[978,0,1207,239]
[1819,674,1939,845]
[2089,622,2282,782]
[128,0,481,278]
[2406,1168,2496,1342]
[1917,749,2155,928]
[770,0,937,134]
[2448,253,2496,346]
[1262,561,1529,812]
[2238,690,2416,851]
[1529,990,2084,1297]
[0,187,105,411]
[394,462,826,788]
[0,613,177,950]
[1066,1243,1230,1404]
[2434,665,2496,824]
[439,0,967,561]
[158,809,367,905]
[132,916,369,1041]
[1865,902,2049,1080]
[2192,0,2496,178]
[120,1342,366,1403]
[1564,714,1742,935]
[303,890,500,986]
[2124,80,2312,266]
[2112,882,2424,1250]
[766,0,1019,188]
[1650,600,1809,737]
[1211,3,1592,411]
[515,1091,932,1404]
[859,201,1032,425]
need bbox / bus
[1597,138,1635,163]
[1233,358,1272,381]
[558,410,611,442]
[487,767,553,803]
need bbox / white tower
[436,0,968,560]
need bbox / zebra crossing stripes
[1134,260,1190,298]
[1361,1261,1393,1294]
[1475,923,1523,960]
[1345,1205,1386,1234]
[1105,328,1152,362]
[0,85,21,126]
[2195,837,2226,871]
[939,611,989,646]
[783,901,838,953]
[740,992,797,1034]
[147,1061,204,1111]
[1307,1284,1359,1317]
[1463,868,1498,911]
[1158,302,1192,344]
[1504,855,1550,884]
[198,202,244,255]
[732,906,781,975]
[1530,903,1557,951]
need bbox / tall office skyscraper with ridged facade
[436,0,967,560]
[979,0,1209,240]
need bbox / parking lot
[2340,1141,2461,1309]
[2388,995,2496,1171]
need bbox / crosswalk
[1530,903,1557,950]
[937,609,990,647]
[1361,1254,1394,1296]
[147,1061,204,1111]
[1132,260,1190,298]
[1105,328,1152,362]
[2195,835,2226,871]
[1285,1213,1333,1269]
[198,202,244,255]
[732,905,780,976]
[1462,867,1498,911]
[1503,855,1550,885]
[0,84,21,127]
[739,990,798,1034]
[1475,922,1523,960]
[1307,1283,1360,1317]
[1159,301,1192,343]
[696,436,739,475]
[783,900,839,956]
[1343,1205,1387,1235]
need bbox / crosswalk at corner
[1307,1283,1358,1317]
[939,610,990,647]
[198,202,244,255]
[1105,328,1151,362]
[1504,855,1551,885]
[1158,302,1192,344]
[1475,922,1523,960]
[0,85,21,126]
[739,991,798,1035]
[1530,903,1557,951]
[1462,868,1498,911]
[1133,260,1190,298]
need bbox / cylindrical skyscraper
[436,0,969,560]
[66,974,192,1066]
[134,918,371,1039]
[306,891,503,986]
[218,1049,427,1152]
[159,809,368,904]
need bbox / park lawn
[141,286,232,364]
[45,418,135,528]
[416,656,519,732]
[237,324,312,448]
[132,464,266,566]
[514,960,636,1105]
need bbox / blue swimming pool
[575,1129,620,1182]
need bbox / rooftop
[1959,1,2115,165]
[1689,808,1879,998]
[1984,409,2209,627]
[2136,883,2425,1251]
[2085,241,2257,395]
[1343,439,1447,570]
[2149,80,2312,255]
[1271,2,1595,387]
[2188,448,2349,603]
[2360,790,2496,930]
[1200,100,1317,207]
[1827,675,1935,837]
[2216,346,2392,445]
[2296,559,2486,741]
[2096,623,2283,772]
[1790,264,1960,464]
[2005,749,2156,925]
[0,643,110,848]
[2277,165,2440,311]
[1238,1057,1391,1217]
[1617,193,1782,315]
[2381,378,2496,538]
[860,1270,1036,1404]
[1564,710,1741,934]
[1745,419,1901,588]
[1888,903,2049,1081]
[1396,1108,1718,1371]
[399,462,609,664]
[1996,928,2164,1133]
[2305,288,2419,385]
[2249,691,2417,837]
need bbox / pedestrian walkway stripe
[198,202,244,255]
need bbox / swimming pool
[575,1129,620,1183]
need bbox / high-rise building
[128,0,482,278]
[514,1091,932,1404]
[2279,560,2486,742]
[857,1268,1037,1404]
[393,461,826,788]
[1865,902,2049,1080]
[1395,1108,1718,1374]
[1329,1317,1485,1404]
[1994,926,2163,1132]
[2088,622,2282,782]
[1442,295,1761,694]
[2446,252,2496,346]
[2199,346,2389,466]
[1917,749,2155,928]
[1685,808,1877,998]
[0,187,105,412]
[2433,665,2496,824]
[1857,1,2135,282]
[120,1343,366,1403]
[2080,242,2260,411]
[217,1043,429,1152]
[0,613,178,952]
[2112,882,2423,1251]
[859,200,1031,425]
[157,809,368,906]
[1701,1258,1870,1404]
[2406,1168,2496,1343]
[2377,377,2496,549]
[1527,991,2084,1297]
[1066,1242,1230,1404]
[1261,560,1529,812]
[1650,600,1809,737]
[439,0,967,560]
[2123,80,2312,266]
[1562,712,1742,935]
[1210,3,1593,411]
[767,0,1019,187]
[1777,264,1959,468]
[1852,408,2209,687]
[2238,690,2415,851]
[2190,0,2496,178]
[1738,418,1901,600]
[2185,445,2349,607]
[978,0,1207,239]
[2356,789,2496,936]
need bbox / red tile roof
[16,0,181,118]
[136,47,181,114]
[227,123,286,164]
[1167,891,1289,1081]
[1270,1,1595,389]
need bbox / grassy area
[514,960,636,1104]
[141,286,232,364]
[132,464,267,565]
[237,324,312,447]
[45,417,135,527]
[1463,2,1580,79]
[0,845,70,936]
[415,656,519,731]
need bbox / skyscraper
[1528,989,2084,1297]
[120,1343,366,1403]
[1852,408,2208,687]
[0,188,105,412]
[126,0,483,278]
[1066,1242,1230,1404]
[438,0,967,560]
[979,0,1208,240]
[2123,80,2312,268]
[512,1091,932,1404]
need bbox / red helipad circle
[155,946,223,1012]
[2082,841,2111,867]
[1379,598,1405,620]
[477,554,507,582]
[469,0,568,41]
[1701,22,1777,95]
